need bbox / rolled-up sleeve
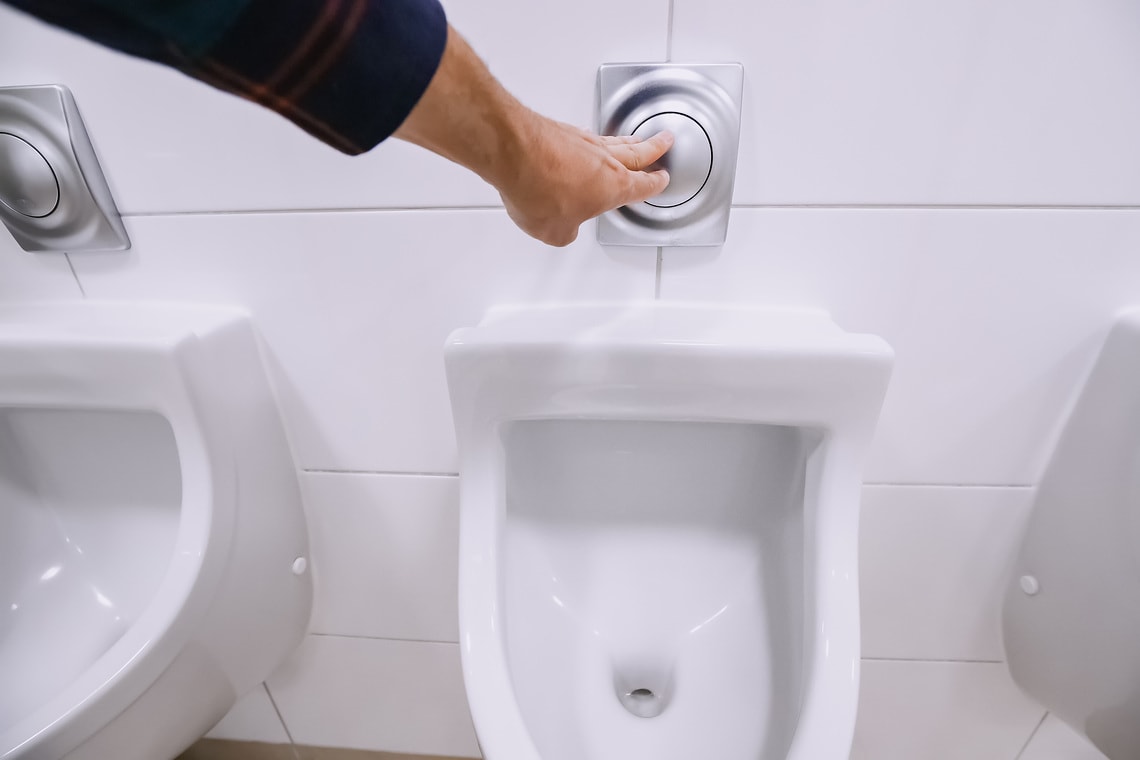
[4,0,449,154]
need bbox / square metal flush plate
[0,85,129,252]
[596,63,744,247]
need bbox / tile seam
[261,682,301,754]
[302,469,458,478]
[1014,711,1051,760]
[308,632,460,645]
[119,203,1140,219]
[861,657,1004,664]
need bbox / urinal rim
[445,303,892,760]
[0,397,235,759]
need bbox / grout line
[63,253,87,298]
[862,482,1034,489]
[665,0,675,61]
[309,632,459,645]
[121,205,505,219]
[303,472,1033,488]
[302,468,458,478]
[1014,711,1050,760]
[654,246,663,299]
[862,657,1004,664]
[261,683,302,759]
[730,203,1140,211]
[119,203,1140,220]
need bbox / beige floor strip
[178,738,477,760]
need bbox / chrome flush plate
[0,85,129,252]
[596,63,743,247]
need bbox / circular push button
[0,132,60,218]
[631,112,713,208]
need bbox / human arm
[394,26,672,246]
[3,0,671,245]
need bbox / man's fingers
[601,134,641,146]
[623,168,671,205]
[612,130,674,171]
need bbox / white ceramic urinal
[445,304,893,760]
[1003,311,1140,760]
[0,303,311,760]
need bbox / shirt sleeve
[3,0,449,154]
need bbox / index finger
[612,130,674,171]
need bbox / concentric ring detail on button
[0,132,60,218]
[631,112,713,208]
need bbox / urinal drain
[620,688,664,718]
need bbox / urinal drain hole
[619,687,665,718]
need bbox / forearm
[3,0,449,154]
[395,26,533,192]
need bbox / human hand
[395,27,673,246]
[496,118,673,246]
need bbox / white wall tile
[301,472,460,642]
[1020,715,1110,760]
[852,660,1045,760]
[267,635,478,758]
[860,486,1033,661]
[661,208,1140,485]
[0,0,667,215]
[70,210,655,473]
[0,241,83,301]
[671,0,1140,206]
[204,684,291,744]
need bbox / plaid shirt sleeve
[4,0,448,154]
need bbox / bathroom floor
[177,740,470,760]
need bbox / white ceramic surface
[672,0,1140,205]
[1020,715,1111,760]
[69,211,654,474]
[661,208,1140,486]
[1003,310,1140,760]
[860,486,1033,661]
[267,636,478,757]
[0,303,311,760]
[850,661,1045,760]
[205,686,291,745]
[445,303,892,760]
[0,245,79,301]
[301,472,460,642]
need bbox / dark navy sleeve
[3,0,449,154]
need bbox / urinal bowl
[0,304,311,760]
[445,304,893,760]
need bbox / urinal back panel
[501,419,817,760]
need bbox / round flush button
[0,132,60,218]
[631,112,713,208]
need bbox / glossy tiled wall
[3,1,1137,757]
